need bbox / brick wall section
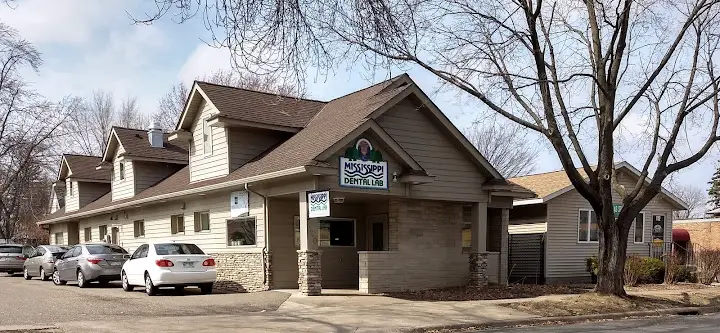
[677,221,720,250]
[298,250,321,295]
[359,199,469,293]
[469,252,489,287]
[210,252,266,292]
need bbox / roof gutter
[39,166,309,225]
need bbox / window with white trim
[634,213,646,243]
[578,209,599,242]
[194,211,210,232]
[203,118,212,155]
[170,214,185,234]
[134,220,145,238]
[119,162,125,180]
[68,181,74,197]
[227,217,256,246]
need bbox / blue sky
[0,0,715,203]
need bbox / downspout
[245,183,270,289]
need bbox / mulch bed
[385,284,591,301]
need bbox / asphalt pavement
[483,313,720,332]
[0,274,290,327]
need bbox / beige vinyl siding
[190,100,229,182]
[111,190,265,254]
[227,128,287,171]
[65,179,79,212]
[545,170,675,280]
[111,147,135,201]
[376,99,486,202]
[318,131,406,196]
[133,161,182,194]
[77,182,110,208]
[49,223,69,246]
[78,215,113,244]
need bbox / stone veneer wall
[359,199,469,293]
[210,252,266,292]
[298,250,322,296]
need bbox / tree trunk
[594,211,630,296]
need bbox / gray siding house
[508,162,687,284]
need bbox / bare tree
[669,183,707,219]
[117,96,149,129]
[137,0,720,295]
[154,69,307,130]
[464,119,538,178]
[0,24,69,241]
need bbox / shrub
[624,255,665,286]
[665,254,682,284]
[624,255,644,286]
[586,256,599,275]
[677,266,697,283]
[695,249,720,284]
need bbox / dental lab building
[38,74,530,295]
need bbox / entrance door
[111,227,119,245]
[651,215,667,258]
[367,214,388,251]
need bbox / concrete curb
[402,306,720,332]
[0,324,58,332]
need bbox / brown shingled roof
[196,82,327,128]
[508,168,589,198]
[63,155,110,181]
[113,127,188,162]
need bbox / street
[0,274,289,327]
[485,314,720,332]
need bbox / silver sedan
[23,245,70,281]
[52,243,129,288]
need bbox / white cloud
[0,0,127,45]
[177,44,232,84]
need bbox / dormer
[170,81,326,182]
[57,155,111,213]
[101,124,188,201]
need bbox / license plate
[0,257,11,261]
[109,261,122,266]
[182,262,194,268]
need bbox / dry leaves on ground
[386,284,591,301]
[625,283,710,292]
[503,291,720,317]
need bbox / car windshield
[86,245,127,255]
[154,243,205,255]
[0,246,23,254]
[44,246,68,253]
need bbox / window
[577,210,599,242]
[83,227,91,242]
[227,217,257,246]
[319,219,355,247]
[45,245,67,253]
[154,243,205,255]
[634,213,646,243]
[194,212,210,232]
[203,118,212,155]
[131,244,148,259]
[99,225,108,240]
[119,162,125,180]
[462,205,472,253]
[68,181,74,197]
[34,247,46,257]
[134,220,145,238]
[61,247,77,259]
[170,215,185,234]
[54,232,64,245]
[86,244,127,254]
[0,246,23,253]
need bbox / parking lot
[0,274,290,327]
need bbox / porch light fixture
[333,197,345,204]
[392,172,398,182]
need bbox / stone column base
[298,250,322,296]
[469,252,489,288]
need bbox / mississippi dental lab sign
[339,138,388,190]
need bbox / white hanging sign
[308,190,330,218]
[339,138,388,190]
[230,190,249,217]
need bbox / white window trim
[170,214,185,235]
[633,212,647,244]
[577,209,599,244]
[203,117,213,156]
[119,162,125,181]
[227,216,258,248]
[194,211,211,233]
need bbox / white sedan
[121,242,217,296]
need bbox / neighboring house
[673,218,720,251]
[507,162,687,284]
[37,74,530,295]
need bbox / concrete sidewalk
[49,291,539,333]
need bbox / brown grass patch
[386,284,591,301]
[503,291,720,317]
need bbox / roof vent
[148,121,164,148]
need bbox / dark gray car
[23,245,70,281]
[52,243,129,288]
[0,244,33,275]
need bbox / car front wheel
[23,268,31,280]
[121,272,133,292]
[145,274,158,296]
[52,270,66,285]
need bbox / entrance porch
[266,190,509,295]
